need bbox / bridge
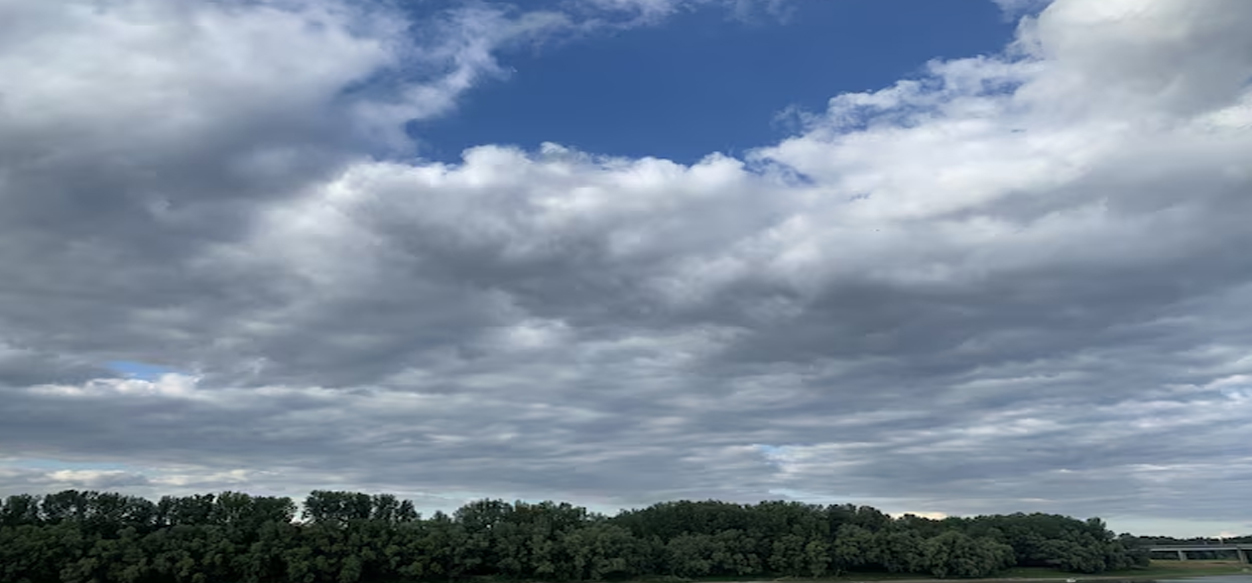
[1149,544,1251,564]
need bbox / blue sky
[108,361,180,381]
[3,0,1252,539]
[410,0,1017,163]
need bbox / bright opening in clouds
[1,0,1250,537]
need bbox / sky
[0,0,1250,538]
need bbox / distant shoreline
[640,576,1249,583]
[617,562,1251,583]
[846,574,1248,582]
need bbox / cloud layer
[1,0,1250,536]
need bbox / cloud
[45,469,152,490]
[1,0,1251,536]
[992,0,1053,17]
[572,0,791,24]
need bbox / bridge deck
[1148,544,1250,564]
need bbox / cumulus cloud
[1,0,1251,536]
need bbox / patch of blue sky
[754,444,792,465]
[107,360,181,381]
[405,0,1016,164]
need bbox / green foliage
[919,531,1016,578]
[0,490,1164,583]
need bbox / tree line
[1,490,1154,583]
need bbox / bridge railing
[1147,545,1250,564]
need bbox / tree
[921,531,1015,578]
[1,494,42,527]
[876,528,925,573]
[832,523,876,573]
[0,489,1164,582]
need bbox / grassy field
[831,560,1248,581]
[623,560,1251,583]
[1101,560,1251,579]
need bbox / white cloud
[30,374,200,399]
[0,0,393,153]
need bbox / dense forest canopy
[0,489,1179,583]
